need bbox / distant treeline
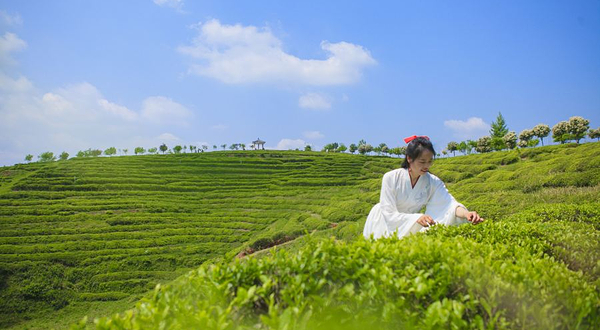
[23,114,599,163]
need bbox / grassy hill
[0,150,397,329]
[1,143,599,329]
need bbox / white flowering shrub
[532,124,550,146]
[502,131,517,149]
[568,116,590,143]
[552,121,570,144]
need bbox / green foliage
[533,124,550,146]
[134,147,145,155]
[502,131,517,149]
[348,144,357,154]
[38,151,56,162]
[83,233,599,329]
[476,136,491,153]
[589,128,600,141]
[24,154,33,162]
[77,149,103,158]
[568,116,590,143]
[159,144,168,154]
[1,143,599,329]
[104,147,117,156]
[446,141,458,156]
[490,112,509,151]
[490,112,509,138]
[552,121,570,144]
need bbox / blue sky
[1,0,599,166]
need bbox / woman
[363,136,483,239]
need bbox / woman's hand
[417,214,436,227]
[466,211,484,224]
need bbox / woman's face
[408,149,434,176]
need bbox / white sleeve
[425,176,467,226]
[379,171,422,233]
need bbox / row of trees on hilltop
[23,142,260,163]
[320,140,408,157]
[21,115,599,163]
[444,114,597,156]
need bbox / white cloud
[141,96,193,125]
[0,77,194,165]
[98,99,138,121]
[178,19,376,85]
[0,72,33,92]
[303,131,324,139]
[0,32,27,66]
[156,133,181,142]
[276,138,306,150]
[444,117,490,140]
[298,92,331,110]
[0,11,22,27]
[153,0,184,10]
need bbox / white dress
[363,168,468,239]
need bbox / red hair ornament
[403,135,430,144]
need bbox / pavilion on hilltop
[252,138,266,150]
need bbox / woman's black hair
[401,137,435,169]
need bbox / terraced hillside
[78,143,599,329]
[0,151,397,329]
[2,143,599,329]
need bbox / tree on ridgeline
[552,121,570,144]
[378,143,388,156]
[25,154,33,162]
[503,131,517,150]
[489,112,509,151]
[458,141,468,155]
[202,145,208,152]
[240,144,246,151]
[532,124,550,146]
[38,151,55,162]
[173,145,183,153]
[159,144,168,154]
[337,144,347,153]
[373,145,382,155]
[322,143,337,152]
[589,128,600,141]
[468,140,478,154]
[476,136,492,153]
[442,149,448,158]
[104,147,117,156]
[381,145,389,156]
[304,145,312,151]
[447,141,458,156]
[134,147,146,155]
[213,145,217,150]
[358,139,366,147]
[519,129,535,148]
[358,143,373,155]
[123,149,128,155]
[221,144,227,150]
[148,147,158,154]
[395,146,407,157]
[59,152,69,161]
[568,116,590,144]
[349,144,358,154]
